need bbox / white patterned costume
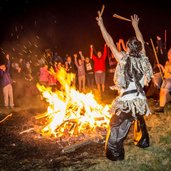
[105,52,153,161]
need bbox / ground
[0,92,171,171]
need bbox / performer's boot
[105,113,132,161]
[134,115,149,148]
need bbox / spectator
[154,48,171,112]
[0,54,14,109]
[74,52,86,92]
[39,64,49,86]
[84,55,95,90]
[65,55,77,87]
[90,44,107,99]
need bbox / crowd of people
[0,41,123,109]
[0,34,170,111]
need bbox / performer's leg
[134,115,149,148]
[105,113,132,161]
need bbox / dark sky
[0,0,170,57]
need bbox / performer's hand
[131,14,139,28]
[96,11,103,26]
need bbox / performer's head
[126,36,142,58]
[97,51,102,58]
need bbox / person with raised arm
[96,11,153,161]
[90,44,107,100]
[74,52,86,92]
[0,54,14,109]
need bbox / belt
[122,89,137,96]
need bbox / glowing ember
[36,67,110,137]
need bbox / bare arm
[131,14,145,54]
[119,39,127,52]
[74,54,79,68]
[96,11,123,62]
[79,51,85,61]
[90,45,93,59]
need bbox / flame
[36,67,110,137]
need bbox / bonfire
[36,67,111,139]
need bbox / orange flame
[36,67,110,137]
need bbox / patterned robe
[110,52,153,118]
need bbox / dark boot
[106,140,125,161]
[105,114,132,161]
[134,115,149,148]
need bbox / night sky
[0,0,170,57]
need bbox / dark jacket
[0,60,12,87]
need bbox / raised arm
[78,51,85,61]
[90,45,93,59]
[96,11,123,62]
[131,14,145,54]
[119,39,127,52]
[74,53,79,68]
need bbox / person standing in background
[90,44,107,100]
[0,54,14,109]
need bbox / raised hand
[131,14,139,28]
[96,11,103,26]
[90,44,93,48]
